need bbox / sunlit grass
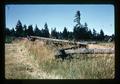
[23,40,115,79]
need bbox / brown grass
[22,39,115,79]
[88,43,114,49]
[5,39,115,79]
[5,40,63,79]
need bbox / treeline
[5,10,114,41]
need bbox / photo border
[1,0,120,83]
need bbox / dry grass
[98,42,114,48]
[22,39,115,79]
[5,40,63,79]
[23,40,55,63]
[38,54,114,79]
[5,43,33,79]
[88,42,114,49]
[5,38,115,79]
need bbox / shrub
[5,36,14,43]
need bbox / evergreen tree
[74,10,81,27]
[84,22,88,32]
[23,24,27,37]
[41,29,45,37]
[58,32,63,39]
[73,26,80,41]
[51,28,58,39]
[93,28,97,40]
[87,29,93,40]
[15,20,24,37]
[62,27,68,40]
[73,26,87,41]
[73,11,88,41]
[82,22,89,40]
[111,34,115,42]
[27,25,34,36]
[34,25,41,36]
[96,33,100,41]
[99,29,105,41]
[44,22,50,38]
[10,28,15,36]
[79,27,86,40]
[68,31,73,40]
[5,28,11,36]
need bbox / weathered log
[55,48,114,60]
[29,36,88,47]
[65,48,114,54]
[55,49,68,60]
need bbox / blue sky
[5,4,114,35]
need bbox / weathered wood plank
[55,48,114,60]
[29,36,88,48]
[65,48,114,54]
[55,48,114,56]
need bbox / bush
[5,36,14,43]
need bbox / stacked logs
[55,47,114,60]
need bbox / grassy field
[5,39,115,79]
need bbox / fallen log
[29,36,88,48]
[65,48,114,54]
[55,49,73,60]
[55,48,114,60]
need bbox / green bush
[5,36,14,43]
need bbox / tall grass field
[5,39,114,79]
[23,39,115,79]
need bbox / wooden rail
[26,36,114,60]
[65,48,114,54]
[55,48,114,60]
[29,36,88,48]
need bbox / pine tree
[93,28,97,40]
[51,28,58,39]
[87,29,93,40]
[99,29,105,41]
[10,28,15,36]
[44,22,50,38]
[23,24,27,37]
[5,28,11,36]
[62,27,68,40]
[27,25,34,36]
[84,22,88,32]
[68,31,73,40]
[74,10,81,27]
[34,25,41,36]
[73,26,80,41]
[111,34,115,42]
[58,32,63,39]
[15,20,24,37]
[83,22,89,40]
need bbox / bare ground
[5,42,62,79]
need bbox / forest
[5,10,114,42]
